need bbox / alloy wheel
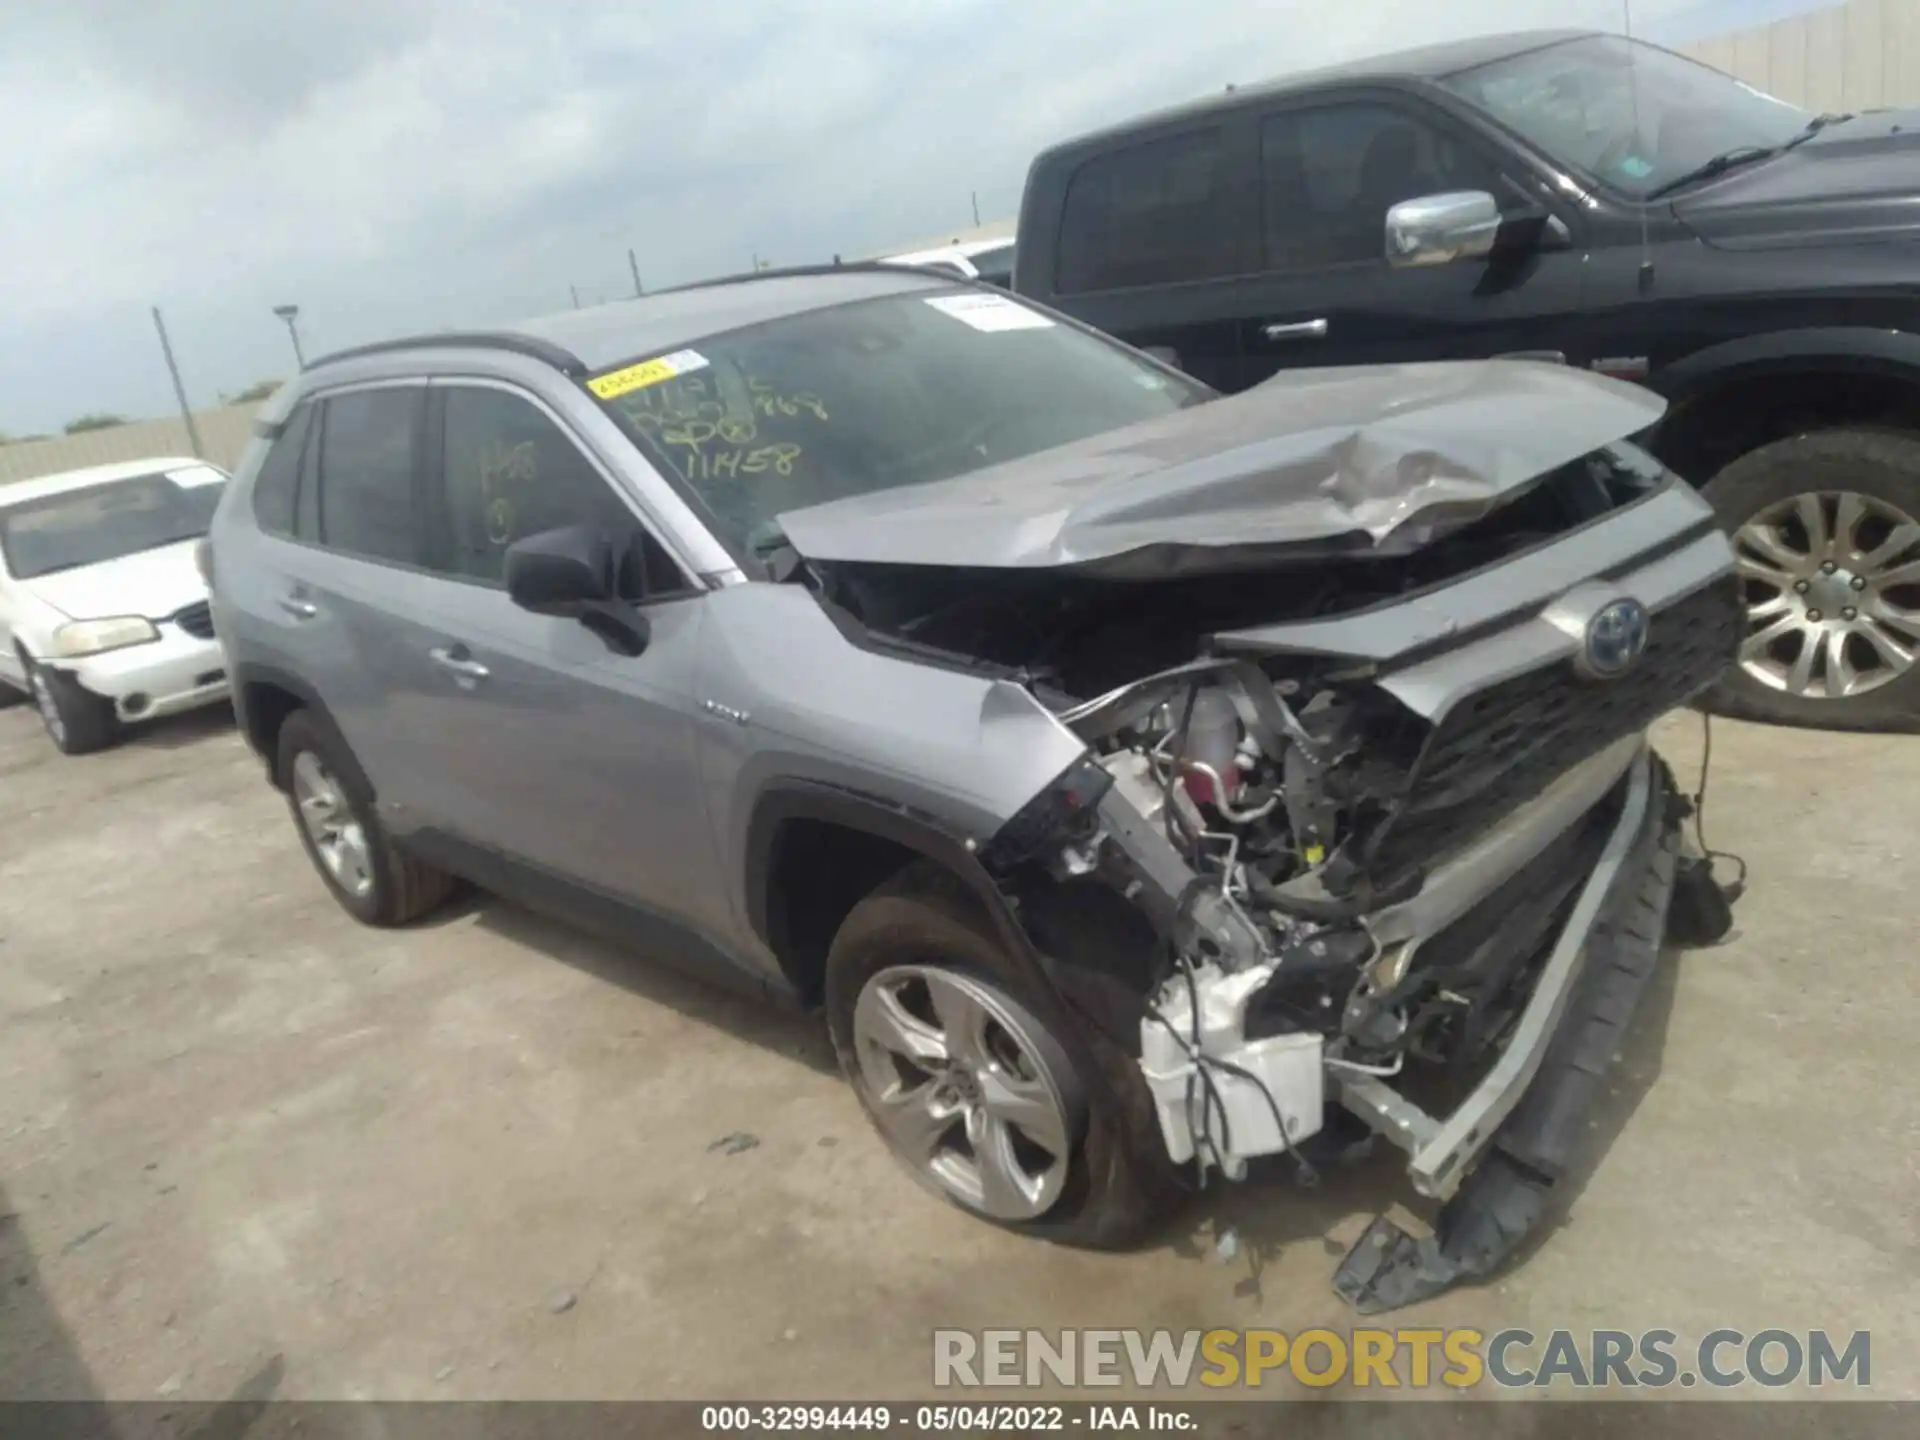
[1732,490,1920,699]
[850,965,1074,1221]
[291,750,374,897]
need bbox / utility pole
[971,190,981,227]
[570,284,581,310]
[272,305,306,368]
[628,249,644,297]
[150,307,205,458]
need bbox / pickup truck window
[1056,128,1239,294]
[1442,34,1805,199]
[1261,102,1496,271]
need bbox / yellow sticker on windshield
[587,348,709,399]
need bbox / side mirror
[505,525,615,616]
[504,525,652,656]
[1385,191,1503,268]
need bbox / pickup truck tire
[276,710,458,926]
[30,663,120,755]
[1702,428,1920,732]
[825,861,1185,1249]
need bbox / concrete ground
[0,698,1914,1404]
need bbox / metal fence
[0,402,261,487]
[1678,0,1920,109]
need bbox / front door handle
[278,595,318,619]
[1262,318,1329,342]
[428,646,491,684]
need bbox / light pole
[272,305,306,368]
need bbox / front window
[1443,35,1807,198]
[586,288,1209,558]
[0,468,227,580]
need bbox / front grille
[172,601,215,639]
[1370,576,1739,875]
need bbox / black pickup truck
[1013,28,1920,731]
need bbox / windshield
[0,469,227,579]
[1443,35,1807,199]
[588,287,1210,556]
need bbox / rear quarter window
[250,402,313,536]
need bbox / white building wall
[1679,0,1920,108]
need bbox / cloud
[0,0,1753,431]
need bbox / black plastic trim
[744,779,1020,962]
[402,828,795,1008]
[305,331,588,378]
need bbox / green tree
[63,413,129,435]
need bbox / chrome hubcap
[1733,490,1920,699]
[31,671,65,744]
[850,966,1074,1221]
[291,750,373,898]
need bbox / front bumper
[1331,744,1681,1312]
[1337,738,1668,1201]
[51,625,229,723]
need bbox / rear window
[1055,128,1240,294]
[314,389,422,566]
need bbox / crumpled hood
[1673,110,1920,250]
[20,539,206,621]
[776,360,1665,576]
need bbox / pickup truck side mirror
[1385,191,1504,268]
[504,524,651,656]
[1387,191,1574,269]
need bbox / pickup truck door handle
[428,646,491,684]
[1262,318,1329,342]
[277,595,319,619]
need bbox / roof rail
[653,259,963,298]
[305,331,587,376]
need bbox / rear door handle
[278,596,318,619]
[1262,318,1329,341]
[428,646,491,684]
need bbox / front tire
[29,663,119,755]
[1702,428,1920,732]
[276,709,457,926]
[824,862,1185,1248]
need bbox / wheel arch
[230,662,363,794]
[1649,328,1920,483]
[743,780,1039,1009]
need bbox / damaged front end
[813,463,1737,1311]
[776,363,1743,1308]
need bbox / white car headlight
[51,616,160,658]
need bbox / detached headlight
[51,616,159,658]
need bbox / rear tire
[1702,428,1920,733]
[29,663,119,755]
[824,861,1185,1249]
[276,709,458,926]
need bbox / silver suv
[208,265,1740,1308]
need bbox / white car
[0,457,231,754]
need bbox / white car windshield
[587,288,1210,557]
[1444,35,1809,198]
[0,470,227,579]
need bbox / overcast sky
[0,0,1793,434]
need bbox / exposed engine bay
[798,440,1742,1223]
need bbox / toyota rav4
[207,265,1740,1308]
